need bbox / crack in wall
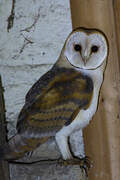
[20,7,40,32]
[19,34,34,54]
[0,64,53,69]
[7,0,16,32]
[12,34,34,59]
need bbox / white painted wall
[0,0,85,179]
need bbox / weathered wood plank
[70,0,120,179]
[0,76,10,180]
[113,0,120,64]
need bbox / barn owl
[0,27,108,166]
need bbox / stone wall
[0,0,85,179]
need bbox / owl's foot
[58,156,91,174]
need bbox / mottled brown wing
[17,66,93,138]
[25,68,56,105]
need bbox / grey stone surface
[10,139,87,180]
[0,0,86,179]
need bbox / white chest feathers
[71,68,103,131]
[55,69,103,159]
[57,67,104,138]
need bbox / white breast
[55,67,104,139]
[55,62,105,160]
[62,67,104,136]
[71,67,104,130]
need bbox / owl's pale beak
[82,49,90,66]
[82,55,89,66]
[83,58,88,66]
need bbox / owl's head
[62,27,108,70]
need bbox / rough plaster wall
[0,0,86,179]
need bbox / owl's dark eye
[91,45,99,53]
[74,44,81,52]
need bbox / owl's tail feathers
[0,134,26,160]
[0,134,49,161]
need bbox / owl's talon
[79,156,91,169]
[78,156,91,176]
[57,156,91,175]
[58,156,91,167]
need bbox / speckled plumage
[0,27,108,161]
[0,66,93,160]
[17,66,93,132]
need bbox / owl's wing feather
[25,68,55,105]
[17,66,93,138]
